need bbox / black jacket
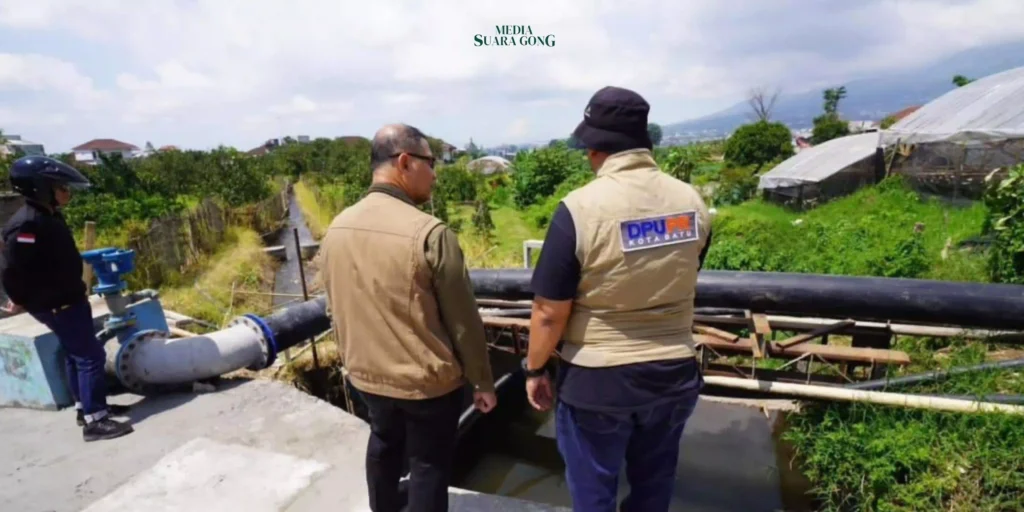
[1,201,87,311]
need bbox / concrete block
[299,243,320,260]
[0,297,169,410]
[264,245,287,260]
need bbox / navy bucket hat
[571,86,653,153]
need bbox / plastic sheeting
[758,132,880,190]
[880,65,1024,145]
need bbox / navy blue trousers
[555,391,700,512]
[30,300,108,417]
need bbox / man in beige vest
[318,124,497,512]
[523,87,712,512]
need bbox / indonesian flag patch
[16,233,35,244]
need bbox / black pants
[359,387,463,512]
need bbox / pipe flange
[115,329,169,393]
[228,316,271,370]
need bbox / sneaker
[76,404,131,427]
[83,417,134,442]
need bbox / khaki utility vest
[318,191,464,400]
[559,148,711,367]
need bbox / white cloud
[0,53,107,105]
[1,0,1023,152]
[506,118,529,139]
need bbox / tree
[822,86,847,115]
[0,129,9,191]
[466,138,485,159]
[647,123,663,146]
[511,142,590,208]
[660,143,711,182]
[747,86,781,122]
[471,199,495,236]
[952,75,975,87]
[812,115,850,144]
[812,86,851,145]
[723,121,794,169]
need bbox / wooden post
[82,221,96,294]
[294,227,319,370]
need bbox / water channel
[269,189,317,312]
[267,189,796,511]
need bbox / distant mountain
[662,40,1024,140]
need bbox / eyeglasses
[390,152,437,169]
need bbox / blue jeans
[29,300,108,417]
[555,391,700,512]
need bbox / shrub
[983,163,1024,284]
[723,121,794,168]
[471,200,495,236]
[510,142,590,208]
[811,113,851,145]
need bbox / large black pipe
[469,269,1024,330]
[262,296,331,351]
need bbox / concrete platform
[0,378,569,511]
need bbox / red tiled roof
[72,138,139,151]
[158,145,179,151]
[886,105,922,122]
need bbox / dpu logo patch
[619,211,699,252]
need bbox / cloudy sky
[2,0,1023,153]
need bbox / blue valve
[82,248,136,296]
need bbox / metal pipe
[468,269,1024,331]
[113,324,270,391]
[703,375,1024,415]
[845,357,1024,391]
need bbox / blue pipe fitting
[81,248,136,296]
[243,313,279,369]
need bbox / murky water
[454,383,794,512]
[271,191,316,310]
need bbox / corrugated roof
[880,66,1024,145]
[758,132,879,190]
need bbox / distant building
[848,120,880,133]
[0,135,45,157]
[72,138,140,165]
[440,143,458,163]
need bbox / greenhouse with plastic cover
[758,65,1024,208]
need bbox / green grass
[294,178,345,240]
[160,227,276,328]
[706,177,989,282]
[783,342,1024,512]
[453,204,545,268]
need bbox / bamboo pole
[703,375,1024,415]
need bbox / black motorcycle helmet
[9,155,91,206]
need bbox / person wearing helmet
[1,155,134,442]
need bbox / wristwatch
[521,357,546,378]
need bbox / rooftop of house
[885,105,923,122]
[72,138,140,152]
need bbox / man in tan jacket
[318,124,497,512]
[523,87,712,512]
